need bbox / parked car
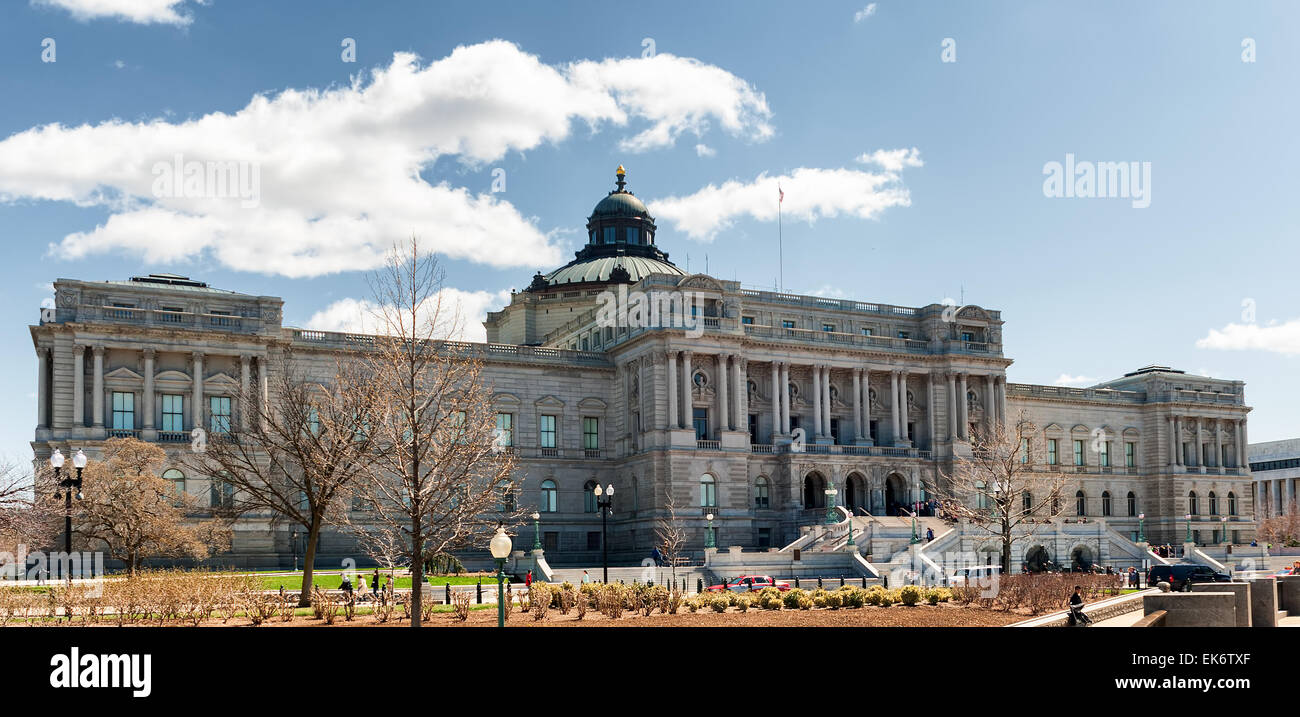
[947,565,1003,587]
[1145,564,1231,591]
[706,575,791,592]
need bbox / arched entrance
[844,473,866,514]
[885,473,908,516]
[1024,545,1052,573]
[803,472,826,509]
[1070,545,1094,572]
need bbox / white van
[946,565,1002,587]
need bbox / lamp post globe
[594,484,614,582]
[489,526,513,628]
[1137,513,1146,543]
[531,511,541,552]
[705,512,716,549]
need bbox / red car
[706,575,791,592]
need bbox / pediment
[207,372,239,386]
[534,395,565,409]
[493,392,521,406]
[577,397,608,410]
[154,370,191,382]
[1042,423,1064,434]
[677,274,725,292]
[105,367,143,381]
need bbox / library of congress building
[29,168,1257,569]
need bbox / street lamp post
[291,530,299,572]
[1185,514,1193,545]
[1220,516,1228,545]
[50,449,87,573]
[488,526,513,628]
[531,512,541,551]
[593,484,614,583]
[705,512,716,549]
[1137,513,1146,543]
[824,487,839,525]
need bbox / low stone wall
[1143,592,1236,627]
[1190,582,1251,627]
[1009,589,1155,627]
[1279,575,1300,614]
[1249,577,1277,628]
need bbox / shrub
[878,591,894,607]
[840,586,865,608]
[452,592,472,621]
[797,594,813,610]
[783,588,806,609]
[899,585,923,607]
[735,595,751,612]
[709,595,729,613]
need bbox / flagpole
[778,184,784,293]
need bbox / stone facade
[28,174,1258,569]
[1248,437,1300,519]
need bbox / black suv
[1146,564,1231,591]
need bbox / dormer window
[603,227,617,244]
[627,227,640,245]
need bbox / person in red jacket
[525,570,533,588]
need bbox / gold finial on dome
[615,165,627,191]
[616,165,625,175]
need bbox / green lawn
[257,573,489,591]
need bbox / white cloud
[856,146,923,172]
[650,150,921,241]
[113,59,126,69]
[1053,374,1099,387]
[808,284,847,299]
[853,3,878,22]
[1196,319,1300,356]
[32,0,200,25]
[303,288,513,344]
[0,41,773,278]
[695,143,716,158]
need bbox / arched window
[540,480,557,513]
[1101,491,1112,517]
[700,474,717,508]
[1228,491,1237,516]
[162,468,185,496]
[755,476,770,509]
[584,480,598,513]
[1188,490,1199,515]
[1075,490,1086,517]
[1127,491,1137,517]
[1208,491,1218,516]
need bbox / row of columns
[1257,477,1297,518]
[665,350,748,432]
[1165,416,1246,469]
[39,344,266,432]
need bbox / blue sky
[1,0,1297,465]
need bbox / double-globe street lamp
[593,483,614,583]
[49,449,88,564]
[488,525,513,628]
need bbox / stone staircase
[546,565,713,589]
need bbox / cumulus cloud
[1053,374,1099,387]
[650,150,921,241]
[1196,320,1300,356]
[854,3,878,22]
[808,284,848,299]
[303,288,514,344]
[856,146,923,172]
[695,143,716,158]
[0,41,773,278]
[32,0,200,25]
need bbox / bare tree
[75,438,231,575]
[1258,502,1300,547]
[346,237,523,627]
[186,352,380,606]
[924,414,1066,575]
[0,460,55,557]
[655,489,687,585]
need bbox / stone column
[985,374,997,433]
[889,371,900,443]
[958,373,969,440]
[1166,416,1175,467]
[1274,480,1284,517]
[91,346,105,429]
[1174,416,1183,466]
[735,357,747,434]
[1239,419,1248,468]
[142,349,156,430]
[899,370,910,445]
[191,352,205,431]
[852,369,863,441]
[666,350,678,430]
[259,356,271,431]
[1194,418,1204,469]
[36,346,50,429]
[862,370,872,443]
[717,354,729,432]
[997,376,1007,426]
[780,362,791,434]
[769,361,780,439]
[926,372,935,451]
[1288,477,1297,513]
[811,365,823,438]
[72,344,86,427]
[681,351,692,430]
[1213,418,1223,469]
[822,367,832,438]
[240,354,252,430]
[951,371,961,439]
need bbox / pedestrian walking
[1068,585,1092,626]
[581,570,591,584]
[525,570,532,588]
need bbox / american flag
[778,184,784,203]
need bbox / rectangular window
[757,528,772,548]
[781,320,795,329]
[162,394,184,432]
[897,331,910,340]
[1073,439,1085,466]
[1100,441,1110,467]
[869,420,878,443]
[748,413,758,444]
[1020,437,1030,463]
[861,327,873,336]
[830,418,841,445]
[495,412,514,446]
[583,417,599,450]
[210,396,232,434]
[693,407,709,440]
[603,227,617,244]
[822,323,835,333]
[586,531,601,551]
[961,331,975,342]
[539,415,557,449]
[626,227,639,244]
[1126,441,1135,467]
[111,391,134,430]
[543,532,558,552]
[742,316,755,325]
[1048,438,1059,465]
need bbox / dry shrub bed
[948,573,1124,615]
